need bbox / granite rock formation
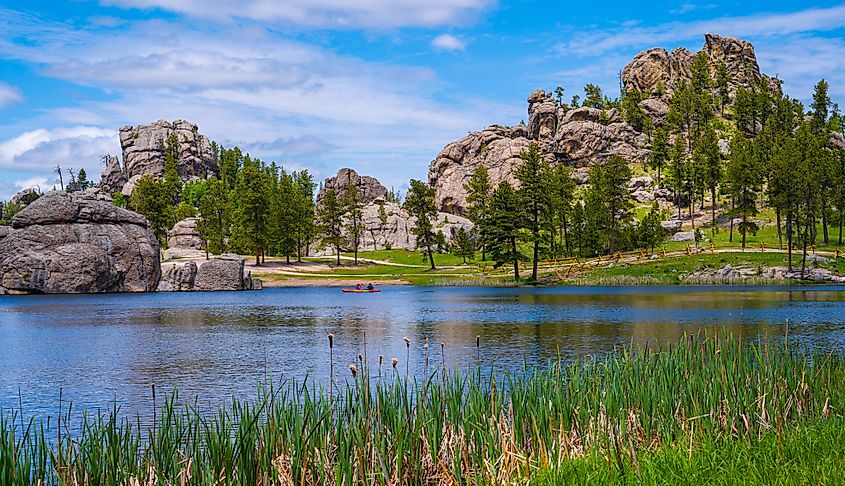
[317,168,388,205]
[168,217,203,252]
[0,191,160,294]
[100,120,217,195]
[156,254,261,291]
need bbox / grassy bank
[2,334,843,484]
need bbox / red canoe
[341,289,381,293]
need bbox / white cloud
[13,175,49,193]
[99,0,494,29]
[557,4,845,56]
[0,83,22,108]
[431,34,466,51]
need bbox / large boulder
[318,168,387,206]
[0,191,160,294]
[110,120,217,193]
[99,155,127,195]
[554,107,648,167]
[527,89,560,140]
[156,260,198,291]
[192,254,251,291]
[168,217,203,251]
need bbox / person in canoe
[356,283,362,290]
[366,283,374,290]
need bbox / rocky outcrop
[0,191,160,294]
[357,200,473,251]
[428,101,647,215]
[428,125,532,215]
[622,34,777,100]
[100,120,217,196]
[11,188,40,207]
[157,254,261,291]
[99,155,127,195]
[318,168,387,206]
[687,264,845,283]
[168,217,203,251]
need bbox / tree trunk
[710,187,717,235]
[511,237,520,281]
[822,201,830,245]
[336,245,341,266]
[801,225,808,279]
[562,214,570,256]
[689,191,695,229]
[532,237,539,281]
[729,197,735,243]
[427,245,435,270]
[741,214,747,250]
[255,249,260,266]
[839,212,844,245]
[296,236,302,263]
[776,209,782,250]
[787,212,793,271]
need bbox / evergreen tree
[725,135,761,249]
[667,134,688,219]
[343,181,365,265]
[548,163,576,256]
[694,123,722,233]
[452,227,475,264]
[294,170,316,261]
[715,61,730,114]
[487,181,523,280]
[464,165,492,260]
[231,161,271,265]
[317,188,346,266]
[583,84,604,109]
[515,143,549,281]
[649,125,670,184]
[638,202,665,253]
[130,175,175,250]
[589,154,634,254]
[197,177,230,257]
[811,79,831,132]
[273,169,299,263]
[404,179,440,270]
[621,89,648,132]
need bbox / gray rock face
[428,125,532,215]
[157,260,198,291]
[622,34,775,100]
[0,226,11,241]
[168,217,203,251]
[193,254,249,291]
[104,120,217,195]
[0,191,160,294]
[428,99,647,216]
[318,168,387,206]
[157,255,261,291]
[11,188,40,207]
[671,230,696,242]
[357,201,473,251]
[99,155,127,195]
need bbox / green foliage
[451,227,475,263]
[129,175,175,248]
[317,188,347,265]
[111,192,128,209]
[403,179,440,270]
[515,143,549,280]
[230,160,271,264]
[197,177,230,256]
[583,83,604,109]
[811,78,831,132]
[174,201,196,222]
[488,180,524,279]
[621,88,649,132]
[0,201,22,224]
[464,165,492,259]
[638,202,665,252]
[587,154,634,254]
[725,135,761,248]
[180,179,208,208]
[649,125,670,184]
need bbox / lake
[3,285,845,421]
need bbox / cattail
[391,357,398,369]
[379,355,384,366]
[358,353,363,363]
[349,364,357,377]
[328,333,334,349]
[476,335,480,348]
[404,337,410,348]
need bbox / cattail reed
[349,364,357,378]
[476,334,481,362]
[403,336,410,378]
[328,333,335,404]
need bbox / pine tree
[294,170,316,261]
[130,175,175,250]
[725,135,760,249]
[811,79,831,132]
[638,202,665,253]
[404,179,440,270]
[667,134,688,219]
[694,123,722,233]
[487,180,523,280]
[515,143,549,281]
[464,165,492,260]
[317,188,347,266]
[197,177,230,257]
[343,181,365,265]
[591,154,633,254]
[273,169,298,263]
[650,125,670,184]
[715,61,730,115]
[548,163,576,256]
[231,161,271,265]
[583,84,604,109]
[452,227,475,264]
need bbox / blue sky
[1,0,845,199]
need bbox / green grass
[340,249,477,267]
[532,419,845,485]
[2,334,843,485]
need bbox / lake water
[3,285,845,421]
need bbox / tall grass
[1,334,843,485]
